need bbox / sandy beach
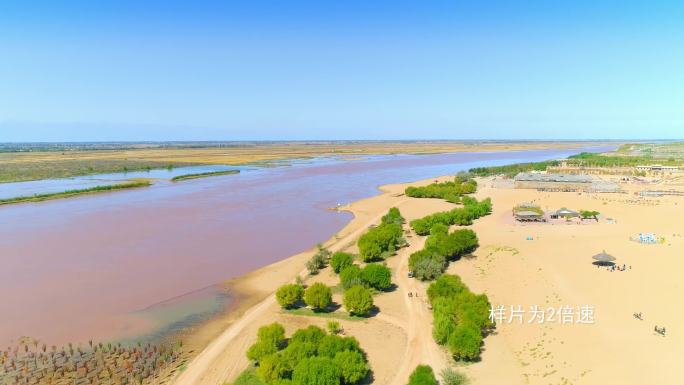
[172,172,684,385]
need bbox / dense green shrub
[343,285,374,316]
[330,252,355,274]
[428,275,493,361]
[326,320,342,335]
[409,198,492,236]
[246,324,369,385]
[405,177,477,203]
[340,265,364,290]
[407,365,438,385]
[304,283,332,311]
[247,323,286,362]
[292,357,340,385]
[358,222,404,261]
[409,227,478,281]
[381,207,405,225]
[333,350,368,384]
[275,284,304,309]
[361,263,392,290]
[234,367,266,385]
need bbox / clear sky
[1,1,683,141]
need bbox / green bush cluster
[407,365,438,385]
[330,252,355,274]
[427,275,493,361]
[275,284,304,309]
[343,285,374,316]
[340,264,392,291]
[247,324,369,385]
[357,208,406,262]
[409,197,492,236]
[405,176,477,203]
[409,226,478,280]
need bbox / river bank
[173,169,684,385]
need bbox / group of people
[407,292,419,298]
[601,263,630,272]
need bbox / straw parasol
[592,250,616,264]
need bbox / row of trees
[275,281,375,317]
[469,160,560,178]
[409,197,492,236]
[276,282,332,310]
[405,174,477,203]
[245,323,369,385]
[358,208,406,261]
[409,225,479,280]
[427,275,493,361]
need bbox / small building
[550,208,579,219]
[514,210,546,222]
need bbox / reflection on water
[0,146,614,346]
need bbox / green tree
[381,207,405,225]
[247,323,286,362]
[407,365,437,385]
[304,283,332,311]
[275,284,304,309]
[343,286,374,316]
[256,353,289,384]
[361,263,392,290]
[292,357,341,385]
[234,368,266,385]
[330,252,354,274]
[333,350,368,384]
[340,265,364,290]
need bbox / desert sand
[174,173,684,385]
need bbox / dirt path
[390,229,450,385]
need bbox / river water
[0,146,612,346]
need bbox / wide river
[0,146,612,346]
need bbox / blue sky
[1,1,683,141]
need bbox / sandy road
[390,229,449,385]
[172,202,408,385]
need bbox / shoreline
[168,175,458,384]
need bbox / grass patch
[171,169,240,181]
[284,307,366,321]
[0,181,151,205]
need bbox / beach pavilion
[592,250,616,266]
[550,207,579,219]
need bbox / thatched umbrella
[592,250,616,265]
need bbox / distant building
[635,165,679,172]
[514,172,621,193]
[514,173,593,191]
